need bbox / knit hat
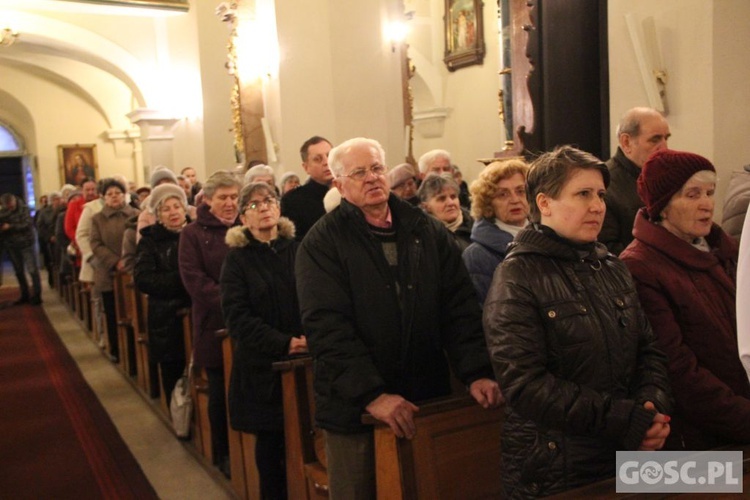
[148,183,188,213]
[279,171,300,188]
[387,163,417,189]
[637,149,716,219]
[150,166,178,187]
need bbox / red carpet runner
[0,288,158,499]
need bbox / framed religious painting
[444,0,486,71]
[58,144,98,186]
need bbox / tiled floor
[2,261,235,499]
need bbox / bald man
[600,107,671,255]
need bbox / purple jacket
[621,209,750,449]
[179,203,239,368]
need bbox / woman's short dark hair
[99,178,126,195]
[526,145,609,223]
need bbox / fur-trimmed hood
[225,216,296,248]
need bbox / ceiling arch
[0,11,151,107]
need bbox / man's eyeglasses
[341,164,387,182]
[245,197,278,211]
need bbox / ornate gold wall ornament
[0,28,19,47]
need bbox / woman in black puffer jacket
[220,182,308,500]
[134,184,191,403]
[483,146,673,498]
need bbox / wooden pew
[180,310,212,462]
[131,285,150,396]
[364,396,504,500]
[219,330,261,500]
[274,357,328,500]
[276,357,506,499]
[113,270,136,377]
[79,284,92,335]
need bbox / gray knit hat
[148,183,187,213]
[149,166,178,187]
[387,163,417,189]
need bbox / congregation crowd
[2,106,750,499]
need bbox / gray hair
[203,170,242,198]
[615,107,664,137]
[244,164,275,185]
[329,137,386,178]
[417,173,460,202]
[418,149,452,174]
[238,182,278,212]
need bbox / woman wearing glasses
[221,182,308,500]
[462,159,530,306]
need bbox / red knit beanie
[637,149,716,219]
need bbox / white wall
[409,0,505,182]
[273,0,404,175]
[608,0,750,220]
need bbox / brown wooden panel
[368,396,504,500]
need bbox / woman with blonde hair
[462,159,529,306]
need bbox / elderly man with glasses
[296,137,501,500]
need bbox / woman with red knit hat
[621,149,750,450]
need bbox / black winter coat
[220,219,301,433]
[296,195,494,433]
[134,222,191,363]
[483,226,672,498]
[600,148,643,255]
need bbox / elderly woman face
[158,196,187,231]
[206,185,240,221]
[423,186,461,224]
[241,189,280,234]
[103,186,125,208]
[392,177,418,200]
[660,175,715,242]
[538,167,606,244]
[282,176,300,194]
[492,173,529,226]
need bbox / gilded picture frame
[58,144,98,186]
[444,0,486,71]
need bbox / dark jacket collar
[611,147,641,180]
[507,224,609,263]
[338,194,425,234]
[195,202,239,228]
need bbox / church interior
[1,0,749,498]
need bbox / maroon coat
[178,203,239,368]
[621,208,750,449]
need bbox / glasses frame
[244,196,279,212]
[340,164,387,182]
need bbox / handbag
[170,358,194,438]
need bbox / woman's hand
[639,400,671,451]
[288,335,308,355]
[469,378,504,408]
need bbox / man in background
[281,135,333,240]
[600,107,670,254]
[418,149,454,179]
[0,193,42,305]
